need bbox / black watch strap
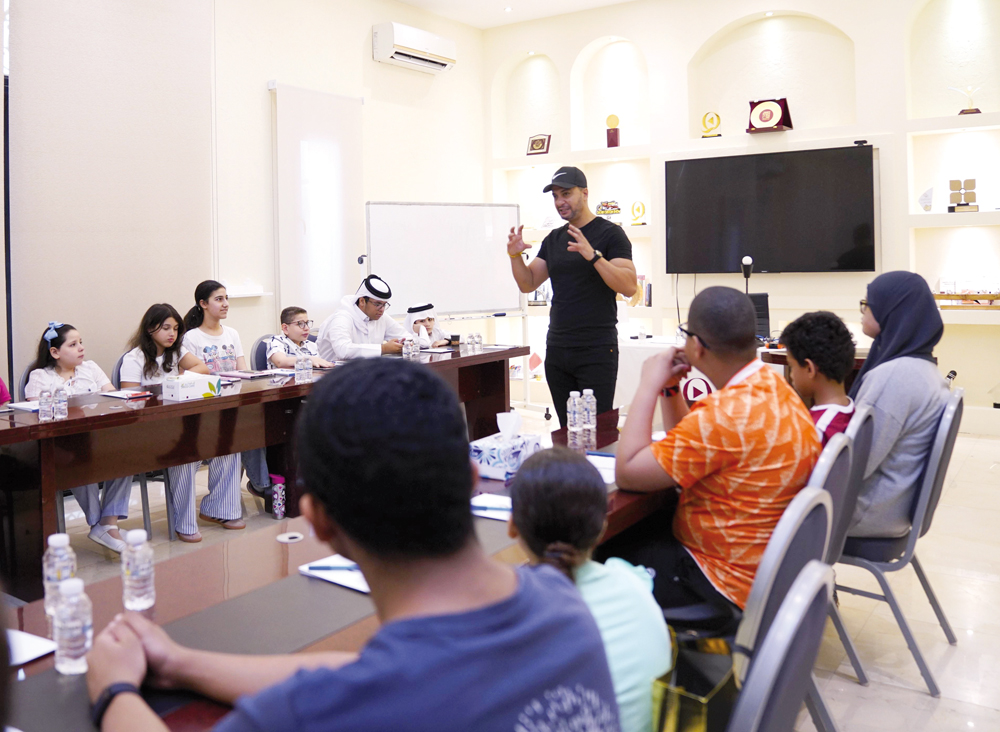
[589,250,603,265]
[662,385,680,398]
[91,682,141,727]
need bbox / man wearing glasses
[267,306,334,369]
[603,286,822,616]
[317,275,407,360]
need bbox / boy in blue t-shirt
[86,359,620,732]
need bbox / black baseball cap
[542,166,588,193]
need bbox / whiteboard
[366,202,522,317]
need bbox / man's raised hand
[507,225,532,257]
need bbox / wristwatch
[91,682,141,727]
[589,250,603,265]
[661,385,680,398]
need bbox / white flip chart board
[365,202,522,317]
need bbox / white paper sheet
[8,402,39,412]
[586,454,616,484]
[298,554,370,593]
[7,630,56,666]
[471,493,512,521]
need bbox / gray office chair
[17,363,32,402]
[824,407,875,686]
[250,334,273,371]
[727,561,834,732]
[732,487,838,732]
[837,388,964,697]
[105,353,176,541]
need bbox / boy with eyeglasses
[268,306,334,369]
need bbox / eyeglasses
[677,323,711,350]
[290,320,314,329]
[859,299,868,314]
[364,298,390,311]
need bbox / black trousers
[544,343,619,428]
[595,493,737,619]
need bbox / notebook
[471,493,512,521]
[298,554,370,594]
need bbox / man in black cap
[507,166,637,427]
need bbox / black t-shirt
[537,216,633,347]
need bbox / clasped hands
[639,348,691,395]
[86,612,184,703]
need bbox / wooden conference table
[0,345,528,602]
[7,409,667,732]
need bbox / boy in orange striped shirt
[606,287,821,611]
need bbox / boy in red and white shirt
[781,311,857,445]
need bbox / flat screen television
[665,146,876,274]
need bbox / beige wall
[213,0,487,343]
[9,0,214,379]
[9,0,487,379]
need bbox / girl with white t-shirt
[181,281,256,529]
[114,303,210,542]
[24,322,131,552]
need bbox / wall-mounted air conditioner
[372,22,457,74]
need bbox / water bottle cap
[47,533,70,548]
[59,578,84,596]
[126,529,148,545]
[40,390,51,396]
[582,389,594,395]
[569,391,581,397]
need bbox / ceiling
[395,0,637,29]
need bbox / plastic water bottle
[38,390,54,423]
[580,389,597,442]
[54,386,69,420]
[567,391,582,435]
[294,352,313,384]
[54,578,92,675]
[121,529,155,611]
[403,336,416,360]
[43,533,77,617]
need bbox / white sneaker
[88,524,127,553]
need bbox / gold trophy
[701,112,721,138]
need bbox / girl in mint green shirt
[509,447,673,732]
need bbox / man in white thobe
[316,275,407,360]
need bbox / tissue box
[470,433,543,480]
[162,374,224,402]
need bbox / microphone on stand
[741,256,753,294]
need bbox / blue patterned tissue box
[469,433,544,480]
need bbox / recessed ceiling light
[765,11,774,16]
[504,6,512,11]
[528,51,535,55]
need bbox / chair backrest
[726,561,833,732]
[806,432,854,564]
[307,333,317,343]
[111,353,127,390]
[825,405,874,562]
[910,387,964,542]
[732,486,831,683]
[17,363,33,402]
[250,335,273,371]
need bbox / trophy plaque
[701,112,721,138]
[526,134,551,155]
[606,115,620,147]
[747,98,793,133]
[596,200,622,221]
[948,179,978,213]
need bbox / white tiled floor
[798,434,1000,730]
[65,416,1000,728]
[69,467,276,585]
